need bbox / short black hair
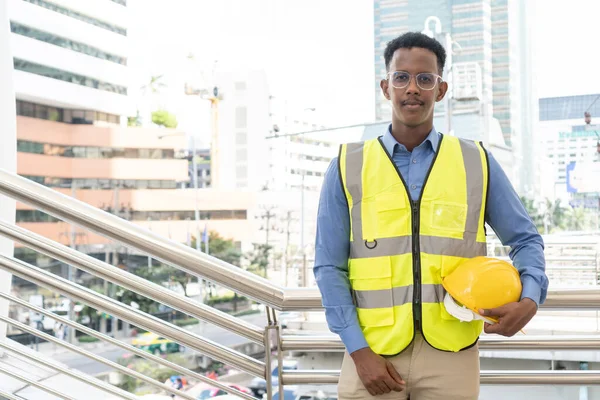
[384,32,446,74]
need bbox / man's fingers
[375,381,390,394]
[386,361,406,387]
[366,382,382,396]
[484,322,503,334]
[383,375,404,392]
[480,305,508,318]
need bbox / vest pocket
[430,201,467,234]
[349,257,395,327]
[375,192,408,238]
[357,307,395,327]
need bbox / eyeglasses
[386,71,443,91]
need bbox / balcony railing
[1,168,600,399]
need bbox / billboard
[566,161,600,193]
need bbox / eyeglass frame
[385,71,444,91]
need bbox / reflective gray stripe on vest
[353,284,445,309]
[458,138,484,243]
[344,142,365,244]
[350,235,486,259]
[350,235,411,259]
[346,137,487,260]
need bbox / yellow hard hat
[442,256,522,323]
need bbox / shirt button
[412,159,417,164]
[411,184,417,190]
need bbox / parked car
[248,359,299,397]
[196,384,253,399]
[185,382,253,400]
[278,312,301,329]
[269,388,337,400]
[296,391,337,400]
[132,332,184,355]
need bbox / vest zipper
[376,135,443,341]
[412,201,421,332]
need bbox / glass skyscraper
[374,0,529,148]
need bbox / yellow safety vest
[339,134,489,354]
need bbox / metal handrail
[0,220,263,344]
[0,389,22,400]
[0,316,196,400]
[0,169,598,312]
[0,169,320,310]
[0,292,256,400]
[479,370,600,385]
[0,254,265,377]
[0,363,75,400]
[543,288,600,309]
[497,256,598,262]
[280,334,600,352]
[0,340,139,400]
[4,169,600,390]
[281,370,600,385]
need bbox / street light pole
[300,108,316,287]
[158,133,202,302]
[190,135,201,254]
[423,16,453,136]
[190,135,204,304]
[67,183,77,344]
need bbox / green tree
[566,207,589,231]
[543,198,569,233]
[151,110,178,128]
[519,196,544,232]
[127,110,141,127]
[116,266,165,313]
[192,231,244,310]
[244,243,273,278]
[192,231,242,266]
[141,74,167,95]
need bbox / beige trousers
[338,334,480,400]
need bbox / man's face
[380,47,448,128]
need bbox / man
[313,32,548,400]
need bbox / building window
[540,94,600,121]
[235,132,247,146]
[16,210,60,223]
[129,210,247,221]
[11,22,127,65]
[23,0,127,36]
[14,59,127,95]
[235,107,247,129]
[289,136,332,147]
[17,140,176,160]
[17,100,120,125]
[21,176,177,190]
[299,154,332,162]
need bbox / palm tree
[140,74,167,95]
[137,74,168,127]
[520,196,544,232]
[566,207,588,231]
[543,198,568,233]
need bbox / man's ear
[380,78,391,100]
[436,80,448,102]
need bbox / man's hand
[350,347,405,396]
[479,298,538,337]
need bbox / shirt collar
[381,124,439,154]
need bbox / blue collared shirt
[313,126,548,354]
